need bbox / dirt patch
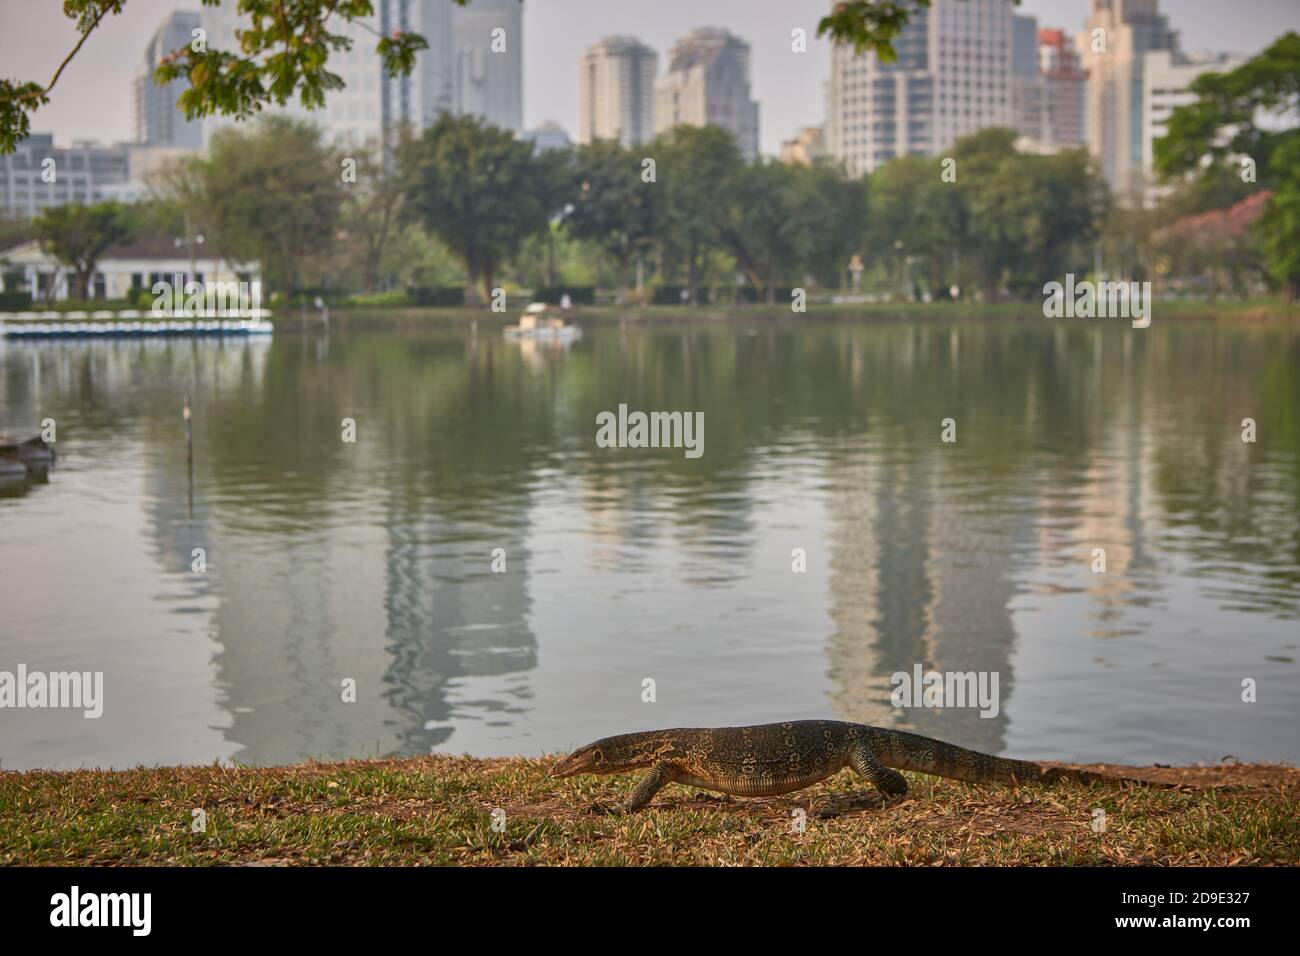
[1046,761,1300,790]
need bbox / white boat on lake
[503,303,582,342]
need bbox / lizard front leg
[849,742,908,799]
[623,761,679,812]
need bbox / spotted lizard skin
[550,719,1114,812]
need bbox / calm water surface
[1,315,1298,770]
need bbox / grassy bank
[2,757,1296,866]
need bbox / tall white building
[136,10,203,149]
[1142,50,1245,189]
[654,28,759,160]
[1078,0,1179,198]
[825,0,1014,177]
[451,0,523,133]
[578,36,658,147]
[199,0,519,149]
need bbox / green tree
[1257,136,1300,301]
[33,200,127,300]
[532,147,580,290]
[718,161,813,302]
[1017,148,1108,289]
[340,138,412,293]
[650,124,742,304]
[799,162,869,291]
[565,140,657,300]
[200,115,343,296]
[939,129,1108,301]
[951,128,1025,301]
[867,155,964,298]
[1155,33,1300,300]
[400,114,552,302]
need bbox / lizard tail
[869,727,1110,786]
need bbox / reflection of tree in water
[566,327,766,582]
[1144,326,1300,619]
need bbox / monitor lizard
[550,719,1151,812]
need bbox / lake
[1,314,1297,771]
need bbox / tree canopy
[34,200,128,299]
[1155,32,1300,299]
[400,114,554,302]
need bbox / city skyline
[2,0,1294,156]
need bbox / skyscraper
[825,0,1013,177]
[451,0,523,133]
[654,28,759,160]
[387,0,455,132]
[578,36,658,147]
[1011,13,1045,143]
[135,10,203,149]
[1078,0,1179,198]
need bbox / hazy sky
[1,0,1296,154]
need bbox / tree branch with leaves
[1,0,971,154]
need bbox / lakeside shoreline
[330,297,1299,325]
[4,756,1296,866]
[4,297,1294,327]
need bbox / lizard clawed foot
[585,800,625,816]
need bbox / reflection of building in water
[824,444,1025,753]
[578,473,660,574]
[134,336,396,766]
[1070,385,1155,634]
[381,499,536,752]
[824,451,893,726]
[917,465,1029,754]
[204,522,394,765]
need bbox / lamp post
[173,233,205,286]
[893,240,908,301]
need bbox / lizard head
[551,731,673,778]
[550,739,616,778]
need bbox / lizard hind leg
[849,744,909,799]
[623,761,679,812]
